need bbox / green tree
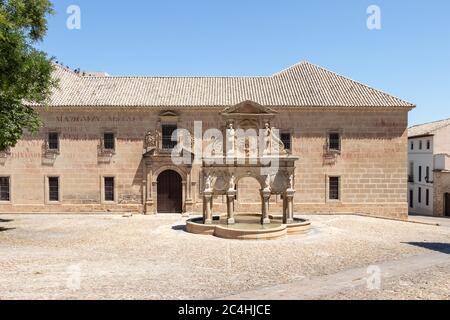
[0,0,56,151]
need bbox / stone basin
[186,214,311,240]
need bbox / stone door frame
[143,153,194,215]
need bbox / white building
[408,118,450,216]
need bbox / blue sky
[37,0,450,126]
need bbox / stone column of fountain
[203,174,213,225]
[226,191,236,224]
[203,192,213,224]
[226,174,236,224]
[285,190,295,224]
[283,174,295,224]
[261,174,272,225]
[261,190,271,225]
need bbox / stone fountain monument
[186,101,311,240]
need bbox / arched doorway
[157,170,182,213]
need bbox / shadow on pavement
[172,225,186,232]
[405,242,450,255]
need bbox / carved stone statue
[289,174,294,190]
[263,122,271,154]
[244,138,250,157]
[205,174,213,192]
[229,174,236,190]
[210,135,222,156]
[264,174,272,191]
[263,122,285,154]
[226,123,236,156]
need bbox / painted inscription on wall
[55,115,142,123]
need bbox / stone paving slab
[220,252,450,300]
[408,215,450,227]
[0,214,449,299]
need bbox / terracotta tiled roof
[35,61,414,108]
[408,118,450,138]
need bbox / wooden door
[157,170,182,213]
[445,193,450,217]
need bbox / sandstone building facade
[0,62,415,219]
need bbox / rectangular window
[427,140,431,150]
[419,140,423,150]
[418,187,422,203]
[426,166,430,182]
[48,177,59,202]
[0,177,10,201]
[408,162,414,182]
[329,177,340,200]
[409,190,413,208]
[162,125,177,149]
[280,132,292,151]
[103,133,115,150]
[328,132,340,151]
[426,189,430,206]
[410,141,414,150]
[104,177,115,202]
[419,166,422,182]
[48,132,59,150]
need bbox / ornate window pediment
[221,100,277,117]
[159,110,179,122]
